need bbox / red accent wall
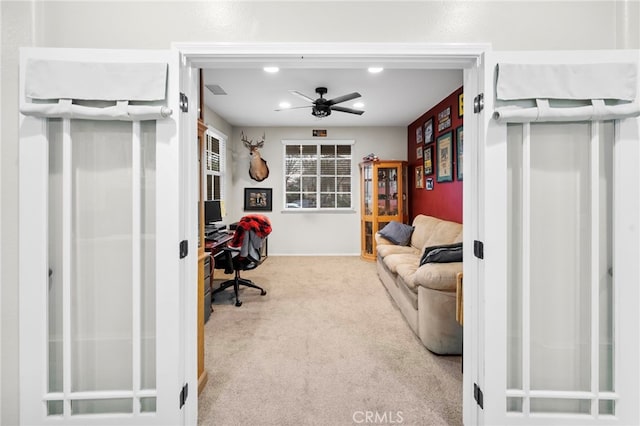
[408,87,463,224]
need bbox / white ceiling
[202,67,463,128]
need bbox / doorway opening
[178,42,488,425]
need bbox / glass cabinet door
[363,163,373,215]
[377,167,399,216]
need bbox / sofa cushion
[377,244,419,258]
[414,262,462,292]
[396,263,419,292]
[420,242,463,265]
[422,220,463,249]
[378,221,414,246]
[382,253,420,274]
[409,215,442,250]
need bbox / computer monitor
[204,200,223,225]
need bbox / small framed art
[437,106,451,132]
[423,144,433,175]
[456,125,463,181]
[436,132,453,183]
[426,178,434,191]
[458,93,464,117]
[244,187,272,211]
[424,117,434,144]
[415,166,424,189]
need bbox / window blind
[20,59,172,121]
[493,63,640,123]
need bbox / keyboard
[205,231,228,242]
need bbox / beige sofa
[375,214,463,355]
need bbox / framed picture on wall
[456,125,463,181]
[437,106,451,132]
[436,132,453,183]
[415,166,424,188]
[426,178,434,191]
[417,146,423,159]
[458,93,464,118]
[424,117,434,144]
[244,187,272,211]
[416,125,423,144]
[423,144,433,175]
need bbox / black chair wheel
[260,290,267,296]
[235,300,243,307]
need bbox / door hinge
[474,383,484,409]
[473,93,484,113]
[180,92,189,113]
[179,383,189,409]
[179,240,189,259]
[473,240,484,259]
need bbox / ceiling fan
[277,87,364,117]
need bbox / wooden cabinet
[360,160,408,260]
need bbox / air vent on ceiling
[206,84,227,95]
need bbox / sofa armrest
[414,262,463,292]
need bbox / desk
[204,232,234,254]
[196,233,234,394]
[204,232,234,300]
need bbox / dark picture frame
[458,93,464,118]
[423,144,434,175]
[244,187,272,211]
[415,166,424,189]
[436,132,453,183]
[424,117,434,144]
[416,125,423,144]
[437,106,451,132]
[456,125,463,181]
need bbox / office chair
[212,214,271,307]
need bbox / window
[205,129,226,207]
[283,140,353,210]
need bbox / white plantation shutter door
[477,51,640,426]
[18,48,188,426]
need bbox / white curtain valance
[493,63,640,123]
[20,59,172,121]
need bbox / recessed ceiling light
[368,67,384,74]
[354,102,365,109]
[279,102,291,109]
[264,66,279,73]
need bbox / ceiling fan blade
[274,105,313,111]
[275,105,312,111]
[330,105,364,115]
[289,90,315,103]
[327,92,361,105]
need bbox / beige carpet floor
[198,256,462,426]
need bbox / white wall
[226,126,406,255]
[2,1,639,424]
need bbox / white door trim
[172,41,489,426]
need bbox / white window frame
[204,127,227,212]
[282,139,354,211]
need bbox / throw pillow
[420,242,463,265]
[378,221,414,246]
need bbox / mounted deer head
[241,131,270,182]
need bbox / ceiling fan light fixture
[353,102,365,109]
[368,67,384,74]
[279,101,291,109]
